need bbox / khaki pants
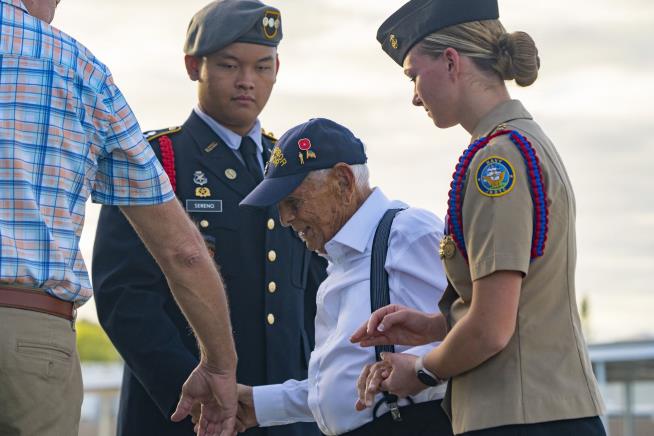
[0,307,83,436]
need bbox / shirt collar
[3,0,28,13]
[324,188,404,262]
[193,105,263,153]
[471,99,533,139]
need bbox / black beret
[377,0,499,66]
[185,0,282,57]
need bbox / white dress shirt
[193,105,264,170]
[253,188,447,435]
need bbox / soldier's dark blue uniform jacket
[92,111,326,436]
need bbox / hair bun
[495,31,540,87]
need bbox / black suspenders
[369,208,412,422]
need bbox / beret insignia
[262,10,280,40]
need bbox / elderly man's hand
[355,353,428,411]
[171,364,237,436]
[190,402,201,429]
[235,384,258,433]
[350,304,441,347]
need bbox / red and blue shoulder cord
[446,129,549,263]
[158,135,177,193]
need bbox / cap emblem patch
[269,145,287,169]
[297,138,316,165]
[389,34,398,49]
[475,156,515,197]
[262,10,281,40]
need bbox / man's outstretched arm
[120,199,237,434]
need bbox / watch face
[417,369,438,386]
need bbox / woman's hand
[355,353,429,411]
[350,304,443,347]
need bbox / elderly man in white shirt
[238,118,452,436]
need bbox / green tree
[76,320,121,362]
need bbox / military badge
[262,10,281,40]
[195,187,211,198]
[476,156,515,197]
[297,138,316,165]
[269,145,287,168]
[439,235,456,259]
[204,142,219,153]
[389,34,398,50]
[193,171,208,186]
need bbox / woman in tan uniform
[350,0,606,434]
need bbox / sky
[52,0,654,343]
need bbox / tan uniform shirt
[439,100,605,434]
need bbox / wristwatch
[414,354,446,386]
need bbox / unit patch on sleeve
[475,156,515,197]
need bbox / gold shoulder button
[489,123,509,135]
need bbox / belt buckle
[71,307,77,331]
[388,401,402,422]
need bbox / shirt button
[267,218,275,230]
[268,281,277,293]
[267,313,275,325]
[267,250,277,262]
[199,220,209,228]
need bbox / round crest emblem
[298,138,312,151]
[475,156,516,197]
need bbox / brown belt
[0,285,75,321]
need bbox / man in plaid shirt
[0,1,238,435]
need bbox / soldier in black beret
[92,1,326,435]
[354,1,607,436]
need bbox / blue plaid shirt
[0,0,174,304]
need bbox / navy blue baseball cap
[240,118,367,208]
